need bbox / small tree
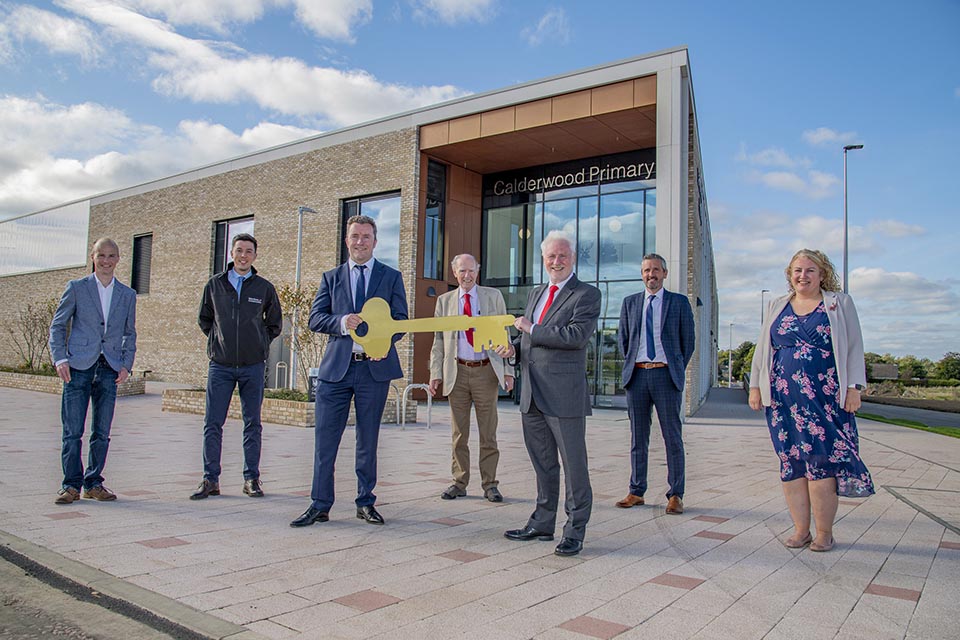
[935,352,960,381]
[276,283,327,390]
[896,355,931,380]
[5,297,58,370]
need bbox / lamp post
[842,144,863,293]
[290,205,316,389]
[760,289,770,327]
[728,322,734,388]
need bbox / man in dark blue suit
[291,215,408,527]
[616,253,695,514]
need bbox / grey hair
[451,253,479,270]
[541,230,576,255]
[642,253,667,270]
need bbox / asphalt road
[860,399,960,429]
[0,554,178,640]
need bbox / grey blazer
[515,275,601,418]
[49,273,138,372]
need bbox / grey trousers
[521,398,592,541]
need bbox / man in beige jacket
[429,254,513,502]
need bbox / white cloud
[715,203,960,360]
[522,7,570,46]
[101,1,372,40]
[749,169,839,199]
[411,0,497,24]
[801,127,859,147]
[866,219,925,238]
[1,4,102,64]
[0,95,318,218]
[735,143,810,169]
[290,0,372,41]
[57,0,466,127]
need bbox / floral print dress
[765,301,874,497]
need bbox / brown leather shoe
[665,496,684,514]
[82,485,117,501]
[55,487,80,505]
[615,493,644,508]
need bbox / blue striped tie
[354,265,367,312]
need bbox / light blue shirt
[228,269,249,301]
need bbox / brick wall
[0,128,422,391]
[161,388,417,427]
[0,371,145,396]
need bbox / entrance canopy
[419,77,656,174]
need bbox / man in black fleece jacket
[190,233,282,500]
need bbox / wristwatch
[847,384,865,391]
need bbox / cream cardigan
[749,290,867,407]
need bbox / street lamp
[290,205,316,389]
[760,289,770,327]
[842,144,864,293]
[728,322,734,388]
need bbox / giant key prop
[349,298,515,359]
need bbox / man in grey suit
[429,253,513,503]
[615,253,695,514]
[49,237,137,504]
[502,230,601,557]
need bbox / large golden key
[349,298,516,359]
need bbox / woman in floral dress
[749,249,873,552]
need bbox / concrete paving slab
[2,385,959,639]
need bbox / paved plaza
[1,385,958,640]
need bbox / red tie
[537,285,558,324]
[463,293,474,347]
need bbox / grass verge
[857,412,960,439]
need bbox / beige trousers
[448,362,500,490]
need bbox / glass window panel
[577,196,598,281]
[597,279,644,320]
[543,184,599,201]
[482,204,527,286]
[599,190,646,281]
[531,202,544,284]
[644,189,656,255]
[596,319,626,402]
[600,179,655,194]
[359,194,401,270]
[423,160,446,280]
[0,202,89,276]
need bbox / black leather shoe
[290,507,329,527]
[504,526,554,541]
[243,478,264,497]
[189,479,220,500]
[356,505,385,525]
[554,538,583,556]
[441,485,466,500]
[484,487,503,503]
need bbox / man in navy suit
[291,215,408,527]
[616,253,695,514]
[49,238,137,504]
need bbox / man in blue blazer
[616,253,695,514]
[48,238,137,504]
[291,214,408,527]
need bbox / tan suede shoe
[665,495,684,514]
[615,493,645,508]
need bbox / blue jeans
[203,361,265,482]
[61,355,118,491]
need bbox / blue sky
[1,0,957,360]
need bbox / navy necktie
[645,294,656,360]
[236,275,246,301]
[354,264,367,312]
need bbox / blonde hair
[785,249,841,293]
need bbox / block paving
[1,385,958,639]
